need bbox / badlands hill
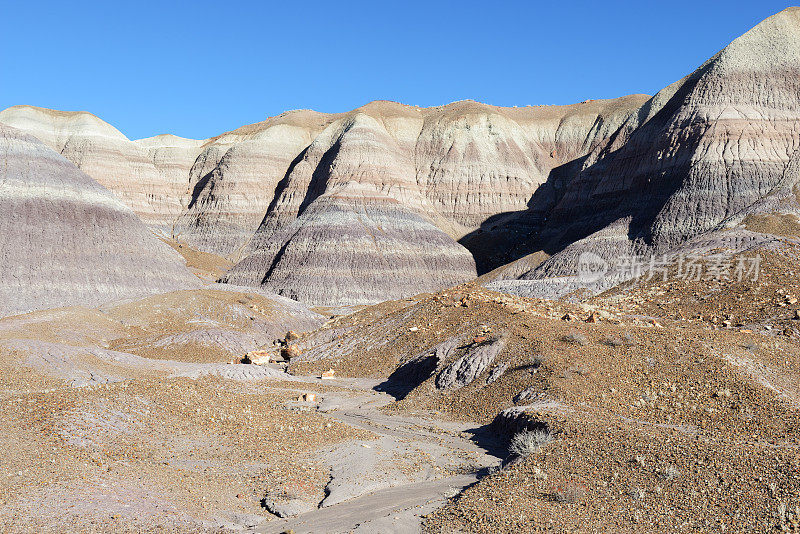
[220,98,649,304]
[0,96,649,305]
[490,7,800,296]
[0,124,199,317]
[4,9,800,308]
[0,106,203,232]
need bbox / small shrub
[509,428,552,457]
[570,364,589,377]
[562,332,588,346]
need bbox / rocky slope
[286,240,800,532]
[2,221,799,532]
[0,124,199,317]
[492,7,800,297]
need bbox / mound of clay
[0,124,199,317]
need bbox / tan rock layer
[0,96,647,257]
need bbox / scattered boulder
[281,344,301,360]
[514,387,545,404]
[285,330,300,342]
[242,348,290,365]
[243,349,272,365]
[435,337,505,390]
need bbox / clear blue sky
[0,1,792,140]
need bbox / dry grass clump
[509,428,552,457]
[602,332,636,347]
[602,336,625,347]
[629,486,646,501]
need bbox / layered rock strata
[0,124,199,317]
[490,8,800,297]
[1,96,649,305]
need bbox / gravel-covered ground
[3,244,800,532]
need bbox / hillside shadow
[187,171,214,210]
[256,145,311,228]
[462,423,509,459]
[459,69,707,276]
[374,354,438,400]
[248,137,344,238]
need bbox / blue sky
[0,1,792,140]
